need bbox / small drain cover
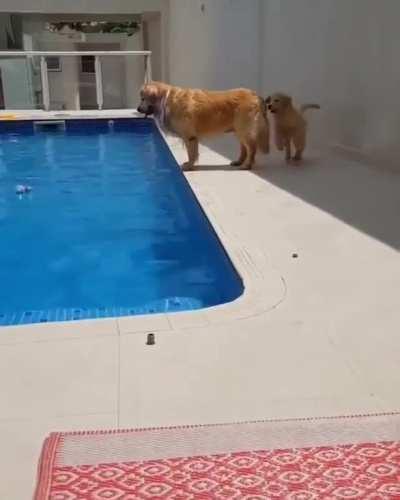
[146,333,155,345]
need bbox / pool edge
[0,111,285,338]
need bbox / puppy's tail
[256,97,270,154]
[300,103,320,114]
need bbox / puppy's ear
[265,95,271,104]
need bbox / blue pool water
[0,119,243,326]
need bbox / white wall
[261,0,400,157]
[167,0,400,160]
[168,0,261,90]
[143,13,162,82]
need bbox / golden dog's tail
[300,103,320,114]
[256,97,270,154]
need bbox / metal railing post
[40,56,50,111]
[95,55,103,110]
[144,54,152,83]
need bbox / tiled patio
[0,113,399,499]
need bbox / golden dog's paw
[182,162,195,171]
[240,163,252,170]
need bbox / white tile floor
[0,414,117,500]
[0,114,399,498]
[0,337,118,420]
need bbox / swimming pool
[0,118,243,326]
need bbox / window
[46,56,61,72]
[81,55,95,74]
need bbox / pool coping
[0,110,286,341]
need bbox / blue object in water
[0,119,243,326]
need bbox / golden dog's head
[137,82,169,116]
[265,93,292,114]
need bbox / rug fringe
[33,433,60,500]
[48,410,400,438]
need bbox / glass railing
[0,56,42,109]
[0,50,151,111]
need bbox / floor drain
[292,253,298,259]
[146,333,155,346]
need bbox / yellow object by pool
[0,114,17,120]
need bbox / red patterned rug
[34,413,400,499]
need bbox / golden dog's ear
[139,85,146,98]
[283,95,292,107]
[148,85,159,97]
[141,84,160,99]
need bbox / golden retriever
[266,92,320,162]
[138,81,270,170]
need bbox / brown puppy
[266,92,320,162]
[138,81,270,170]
